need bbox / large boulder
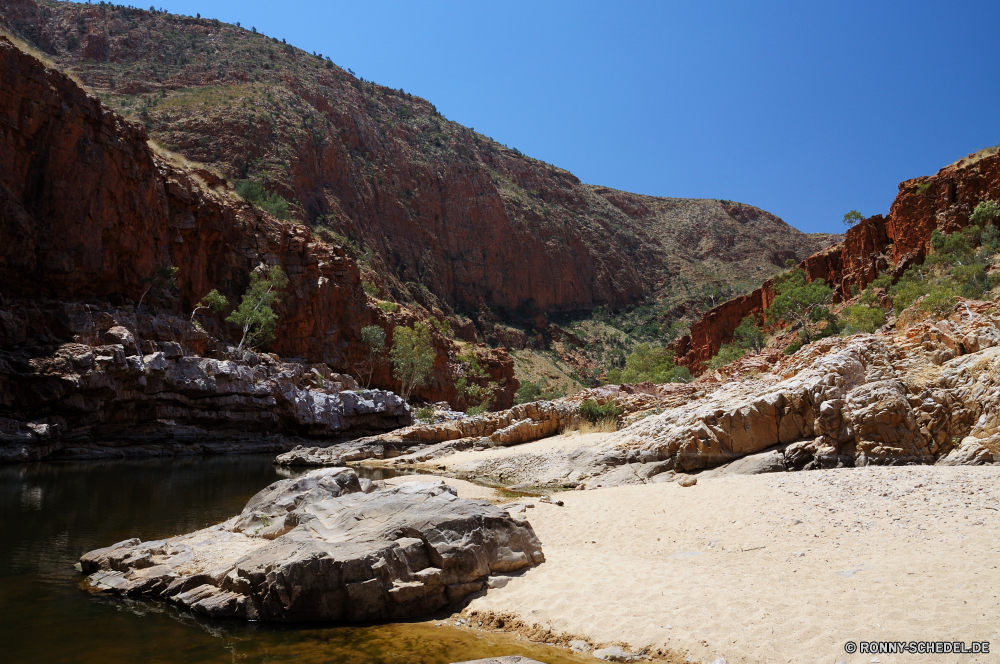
[80,468,544,622]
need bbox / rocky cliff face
[673,150,1000,373]
[0,0,839,327]
[0,34,514,435]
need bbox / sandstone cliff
[0,35,514,423]
[672,149,1000,373]
[0,0,839,329]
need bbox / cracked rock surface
[80,468,544,622]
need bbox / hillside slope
[0,0,839,335]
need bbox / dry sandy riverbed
[435,465,1000,664]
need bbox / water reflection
[0,454,587,663]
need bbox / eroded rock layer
[673,151,1000,373]
[80,468,544,622]
[0,35,515,426]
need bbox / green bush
[465,404,489,417]
[784,341,803,355]
[705,343,746,370]
[605,343,692,384]
[767,268,835,341]
[970,200,999,227]
[415,406,435,424]
[578,399,622,424]
[226,266,288,350]
[361,281,379,297]
[840,305,886,334]
[514,380,566,404]
[390,322,435,402]
[378,301,399,313]
[235,179,291,220]
[733,314,765,353]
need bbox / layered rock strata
[275,401,581,467]
[0,304,409,462]
[80,468,544,622]
[0,36,515,412]
[673,150,1000,373]
[384,306,1000,489]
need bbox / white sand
[464,465,1000,663]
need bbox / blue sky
[157,0,999,234]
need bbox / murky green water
[0,455,587,664]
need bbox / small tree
[843,210,864,228]
[733,314,765,353]
[355,324,386,389]
[190,289,228,324]
[226,266,288,351]
[455,350,500,414]
[390,322,435,403]
[969,200,999,227]
[767,268,835,341]
[605,343,692,385]
[137,265,178,309]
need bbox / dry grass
[950,145,1000,169]
[157,84,254,111]
[0,29,84,86]
[562,418,619,435]
[147,140,228,192]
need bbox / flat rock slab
[80,468,544,622]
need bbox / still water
[0,455,587,664]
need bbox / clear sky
[155,0,1000,234]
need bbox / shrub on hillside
[578,399,622,425]
[235,179,291,220]
[840,304,886,334]
[605,343,692,384]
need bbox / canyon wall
[673,151,1000,373]
[0,37,514,408]
[0,0,839,324]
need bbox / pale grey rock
[80,468,543,622]
[592,645,645,661]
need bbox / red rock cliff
[0,37,514,407]
[673,151,1000,373]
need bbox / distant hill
[0,0,841,387]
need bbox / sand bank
[462,465,1000,663]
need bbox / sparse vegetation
[840,304,886,334]
[514,379,566,404]
[235,179,291,220]
[138,265,179,309]
[605,343,692,384]
[355,325,386,388]
[578,399,622,426]
[733,314,765,353]
[455,350,500,414]
[390,322,435,403]
[414,406,435,424]
[190,288,228,323]
[226,265,288,351]
[705,343,746,370]
[842,210,864,228]
[766,268,837,342]
[887,222,1000,318]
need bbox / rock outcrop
[274,401,581,467]
[80,468,544,622]
[0,308,409,461]
[673,149,1000,373]
[0,1,839,325]
[0,35,514,410]
[390,305,1000,489]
